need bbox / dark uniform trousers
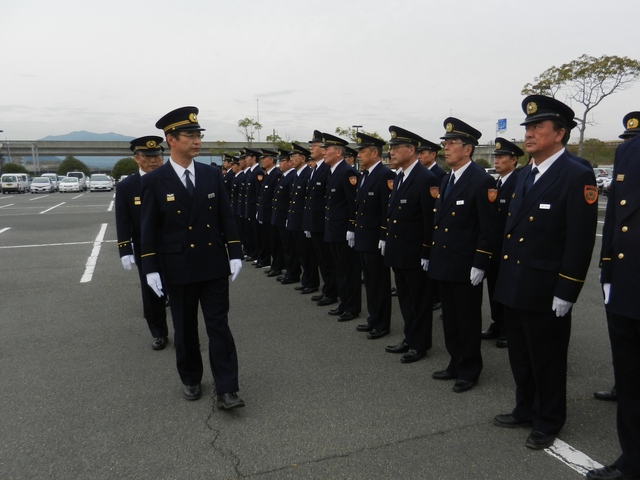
[494,153,597,435]
[600,135,640,476]
[115,173,168,339]
[485,171,518,335]
[287,166,317,286]
[278,226,301,279]
[141,161,242,394]
[385,163,439,352]
[325,161,361,314]
[305,161,338,299]
[429,161,499,381]
[355,163,395,332]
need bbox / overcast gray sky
[2,0,639,145]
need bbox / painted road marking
[80,223,108,283]
[546,438,603,476]
[0,227,11,234]
[0,203,15,209]
[40,202,66,214]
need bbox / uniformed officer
[492,95,597,449]
[257,149,283,276]
[243,147,265,266]
[140,106,245,409]
[115,136,169,351]
[304,130,339,303]
[352,132,395,338]
[344,146,358,168]
[286,143,319,289]
[587,112,640,480]
[481,138,523,348]
[321,133,362,321]
[271,149,301,282]
[428,118,500,392]
[382,126,440,362]
[230,153,247,253]
[222,153,236,197]
[417,138,447,180]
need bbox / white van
[1,173,28,193]
[66,171,87,191]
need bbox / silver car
[89,174,113,192]
[30,177,53,193]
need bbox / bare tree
[237,118,262,146]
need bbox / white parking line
[0,227,11,234]
[108,200,114,212]
[0,239,115,249]
[40,202,66,214]
[29,195,50,201]
[546,438,603,475]
[72,193,84,200]
[0,203,15,209]
[80,223,108,283]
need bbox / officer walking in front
[140,106,245,409]
[492,95,597,449]
[428,118,499,392]
[115,136,169,351]
[587,112,640,480]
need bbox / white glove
[146,272,164,297]
[552,296,573,317]
[121,255,135,271]
[603,283,611,304]
[470,267,484,286]
[230,259,242,282]
[285,220,288,228]
[346,231,355,248]
[304,231,311,238]
[378,240,386,256]
[421,258,429,272]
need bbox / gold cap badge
[627,117,639,129]
[496,142,502,149]
[357,137,362,144]
[390,131,397,139]
[146,140,157,149]
[189,113,198,123]
[526,102,538,114]
[445,123,453,133]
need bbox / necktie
[444,173,455,199]
[496,178,502,190]
[360,170,369,187]
[396,171,404,189]
[184,170,195,198]
[523,167,538,195]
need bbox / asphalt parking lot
[0,190,619,479]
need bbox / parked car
[89,174,113,192]
[66,171,87,191]
[41,173,60,191]
[601,177,612,196]
[30,177,54,193]
[59,176,80,193]
[1,173,28,193]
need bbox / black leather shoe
[317,297,337,306]
[367,329,389,339]
[183,383,202,401]
[152,336,168,351]
[496,337,508,348]
[356,323,372,332]
[481,326,500,339]
[281,278,300,285]
[432,370,456,380]
[432,302,441,311]
[266,270,282,277]
[493,414,532,428]
[255,262,269,268]
[276,275,284,282]
[385,341,409,353]
[217,392,245,410]
[338,312,358,322]
[391,288,398,297]
[300,287,319,294]
[525,431,556,449]
[244,256,255,262]
[400,349,425,363]
[586,465,631,480]
[594,387,617,401]
[328,307,344,316]
[453,379,476,393]
[293,284,305,290]
[311,294,324,302]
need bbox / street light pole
[352,125,362,137]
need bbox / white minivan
[66,171,87,191]
[1,173,29,193]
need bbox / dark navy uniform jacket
[244,165,264,220]
[600,135,640,320]
[115,172,143,258]
[354,162,395,253]
[303,161,331,232]
[257,167,282,224]
[384,162,439,270]
[324,160,359,243]
[271,170,296,228]
[223,169,235,198]
[428,161,500,283]
[494,171,519,248]
[287,166,311,231]
[230,170,245,216]
[429,163,447,181]
[494,151,597,311]
[140,161,242,285]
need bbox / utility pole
[256,99,261,142]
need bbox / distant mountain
[39,131,135,142]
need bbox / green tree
[237,117,262,145]
[56,155,90,176]
[112,157,138,179]
[567,139,618,166]
[1,162,29,174]
[334,126,384,144]
[265,132,293,151]
[522,54,640,156]
[474,158,491,169]
[208,140,228,158]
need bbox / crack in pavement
[206,396,244,479]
